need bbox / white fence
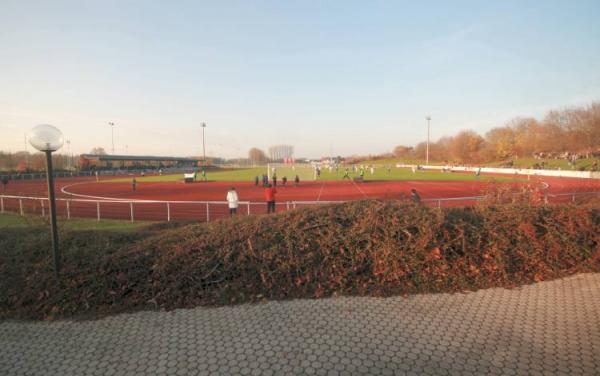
[1,191,599,223]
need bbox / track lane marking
[316,182,325,201]
[351,179,369,199]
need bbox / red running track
[1,175,599,222]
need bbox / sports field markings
[351,179,369,199]
[316,182,326,202]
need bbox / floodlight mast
[28,124,64,278]
[201,122,207,168]
[108,122,115,154]
[425,116,431,165]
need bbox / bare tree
[248,148,268,165]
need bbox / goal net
[267,163,316,182]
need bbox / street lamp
[108,122,115,154]
[28,124,64,278]
[425,116,431,165]
[201,122,207,167]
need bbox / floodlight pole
[66,140,71,169]
[109,122,115,154]
[425,116,431,165]
[45,150,61,277]
[201,122,207,167]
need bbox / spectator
[226,187,239,215]
[264,183,277,213]
[410,188,421,204]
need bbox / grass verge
[1,200,598,321]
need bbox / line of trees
[394,102,600,163]
[0,151,75,172]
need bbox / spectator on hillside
[264,184,277,213]
[410,188,421,204]
[226,187,239,215]
[1,176,8,192]
[132,178,137,192]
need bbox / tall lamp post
[425,116,431,165]
[108,122,115,154]
[201,122,207,168]
[28,124,64,278]
[66,139,71,170]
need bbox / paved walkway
[1,274,600,375]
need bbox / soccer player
[226,187,239,215]
[343,168,350,179]
[264,183,277,213]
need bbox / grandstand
[79,154,206,170]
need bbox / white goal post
[267,163,317,181]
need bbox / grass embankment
[1,199,599,321]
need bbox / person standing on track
[1,176,8,192]
[294,175,300,186]
[282,176,287,186]
[132,177,137,192]
[410,188,421,204]
[201,169,207,181]
[226,187,239,215]
[264,183,277,213]
[272,173,277,187]
[254,176,259,186]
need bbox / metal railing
[1,191,599,223]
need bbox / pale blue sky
[1,0,599,158]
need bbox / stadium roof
[80,154,203,162]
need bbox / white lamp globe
[28,124,64,152]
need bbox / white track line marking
[351,179,369,199]
[316,182,325,202]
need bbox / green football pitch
[106,167,517,183]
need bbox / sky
[1,0,599,159]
